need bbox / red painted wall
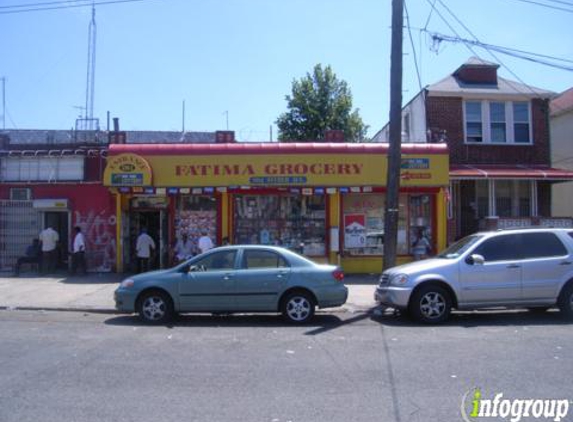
[0,183,116,272]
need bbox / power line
[404,0,423,92]
[0,0,156,15]
[0,0,94,10]
[432,0,553,97]
[428,32,573,72]
[508,0,573,13]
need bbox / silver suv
[375,228,573,323]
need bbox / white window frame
[464,100,532,145]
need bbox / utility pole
[383,0,404,271]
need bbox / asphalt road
[0,309,572,422]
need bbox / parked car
[115,245,347,324]
[375,228,573,323]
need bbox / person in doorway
[174,232,194,264]
[14,239,41,276]
[39,226,59,274]
[71,226,87,275]
[198,231,214,254]
[412,228,431,261]
[136,227,156,273]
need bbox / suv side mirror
[466,254,485,266]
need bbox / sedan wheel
[409,285,452,324]
[138,290,173,324]
[282,292,315,324]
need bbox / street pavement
[0,271,379,314]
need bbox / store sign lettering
[174,162,364,177]
[176,164,256,176]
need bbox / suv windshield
[437,234,484,259]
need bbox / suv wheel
[558,284,573,319]
[409,285,452,324]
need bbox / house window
[490,102,506,143]
[464,101,531,144]
[513,102,530,143]
[10,188,32,200]
[465,102,483,143]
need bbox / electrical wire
[508,0,573,13]
[0,0,94,10]
[427,32,573,72]
[404,0,424,92]
[433,0,554,97]
[0,0,157,15]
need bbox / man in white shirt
[71,226,87,275]
[174,232,194,263]
[198,231,214,254]
[136,228,156,273]
[39,226,59,274]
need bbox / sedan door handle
[223,274,234,280]
[559,261,572,266]
[506,264,521,269]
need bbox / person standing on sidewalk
[198,231,214,255]
[39,226,59,274]
[71,226,87,275]
[136,227,156,273]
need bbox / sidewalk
[0,272,379,314]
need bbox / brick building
[374,58,573,241]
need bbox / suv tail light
[332,269,344,282]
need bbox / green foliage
[276,64,368,142]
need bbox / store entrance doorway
[128,210,168,272]
[44,211,69,270]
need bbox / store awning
[108,142,448,156]
[450,165,573,181]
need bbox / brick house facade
[374,57,573,242]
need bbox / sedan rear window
[243,250,289,269]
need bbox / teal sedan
[115,245,348,324]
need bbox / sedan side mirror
[466,254,485,265]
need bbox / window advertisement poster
[344,214,366,249]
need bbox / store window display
[175,196,217,256]
[233,195,326,256]
[343,193,409,256]
[409,195,433,257]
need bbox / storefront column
[436,188,447,253]
[328,192,341,266]
[220,191,229,242]
[115,192,123,273]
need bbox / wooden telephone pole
[383,0,404,271]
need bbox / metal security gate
[0,200,41,272]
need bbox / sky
[1,0,572,141]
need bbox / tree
[276,64,368,142]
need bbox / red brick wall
[426,97,551,165]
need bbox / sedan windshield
[437,234,483,259]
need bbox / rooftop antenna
[85,3,96,127]
[77,2,98,132]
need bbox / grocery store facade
[103,143,449,273]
